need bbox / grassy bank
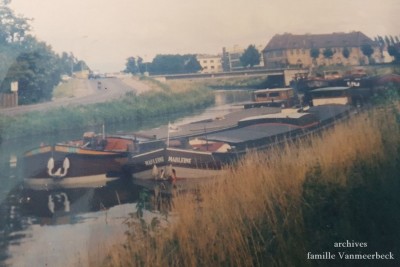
[0,82,214,140]
[166,76,268,90]
[102,100,400,266]
[52,79,88,98]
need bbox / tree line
[309,44,375,65]
[124,45,262,75]
[374,35,400,63]
[124,54,203,75]
[0,1,88,105]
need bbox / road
[0,76,151,116]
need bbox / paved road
[0,76,151,116]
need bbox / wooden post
[11,81,19,107]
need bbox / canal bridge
[152,68,309,87]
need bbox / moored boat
[126,141,232,180]
[242,87,299,109]
[126,109,332,180]
[23,132,165,187]
[204,111,320,151]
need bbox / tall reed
[103,102,400,267]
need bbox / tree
[76,60,89,72]
[2,40,63,104]
[0,4,30,44]
[322,48,334,59]
[377,36,385,47]
[184,55,202,73]
[149,54,200,75]
[388,44,400,63]
[137,56,146,74]
[151,55,183,75]
[240,45,260,68]
[342,47,350,59]
[124,57,139,74]
[321,48,334,65]
[361,44,374,64]
[384,36,391,46]
[390,36,396,46]
[310,48,320,65]
[221,48,231,72]
[58,52,82,76]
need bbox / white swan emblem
[47,157,70,178]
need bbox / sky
[9,0,400,73]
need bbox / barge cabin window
[310,87,352,106]
[252,88,294,103]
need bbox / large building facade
[262,32,383,69]
[197,54,223,74]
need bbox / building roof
[196,54,222,59]
[263,32,376,51]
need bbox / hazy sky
[9,0,400,73]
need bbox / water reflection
[0,178,143,266]
[18,179,140,224]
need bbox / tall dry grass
[103,103,400,267]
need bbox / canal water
[0,90,251,267]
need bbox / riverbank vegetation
[139,75,267,91]
[102,98,400,267]
[167,76,268,90]
[0,82,214,140]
